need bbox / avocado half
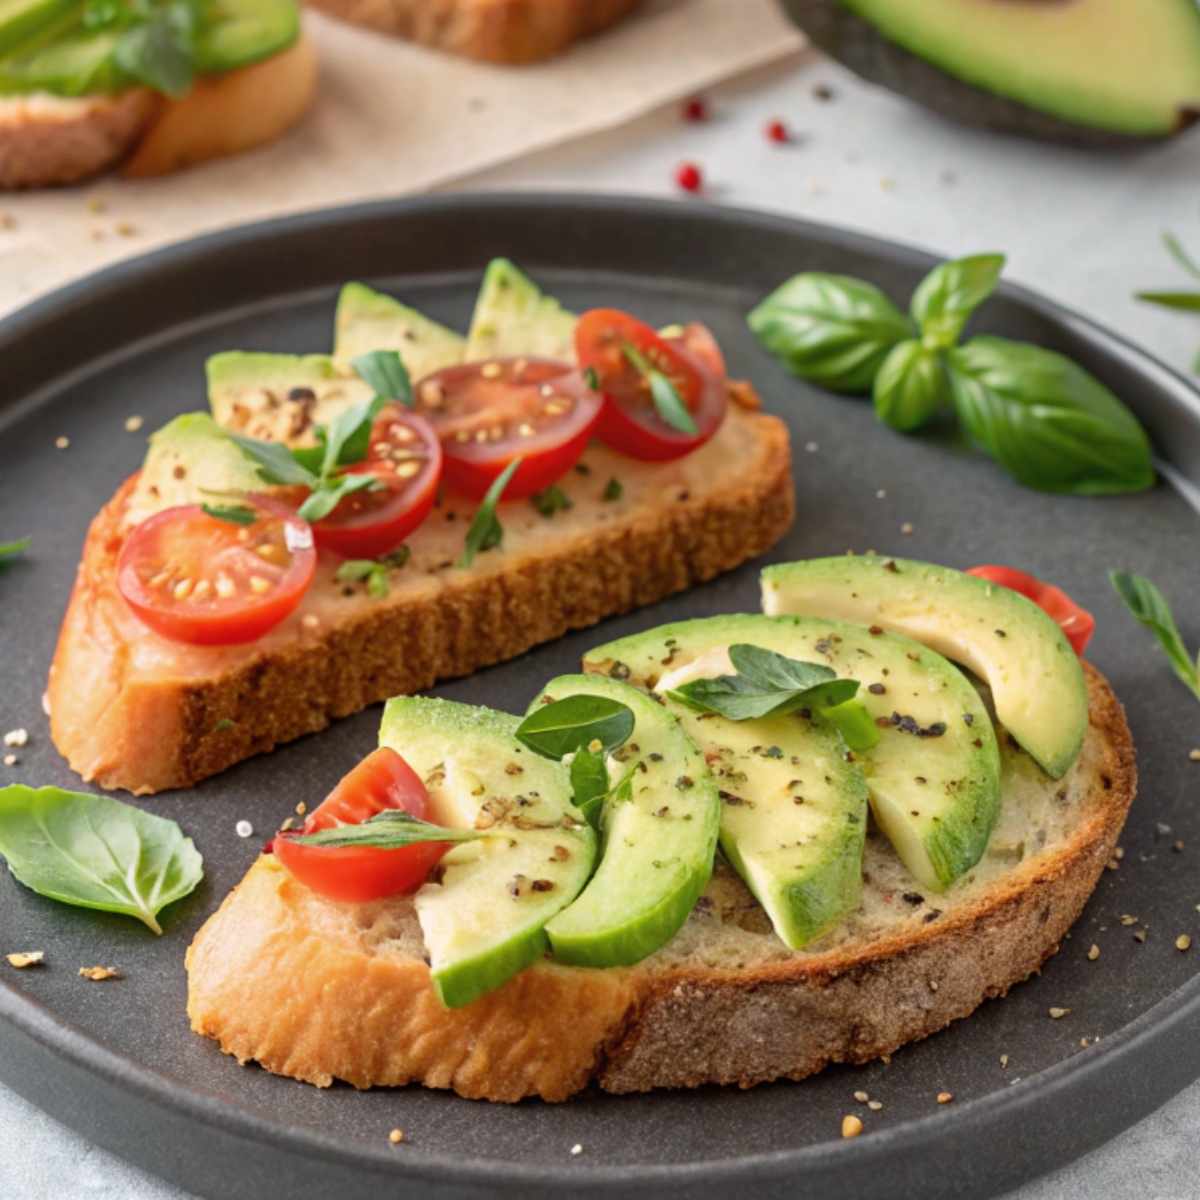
[779,0,1200,146]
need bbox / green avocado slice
[761,556,1088,780]
[464,259,577,363]
[529,675,720,967]
[193,0,298,75]
[0,0,76,59]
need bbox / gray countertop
[3,46,1199,1200]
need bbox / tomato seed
[249,576,271,595]
[675,162,703,193]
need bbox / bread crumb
[3,754,16,767]
[4,729,28,747]
[55,436,70,450]
[853,1090,869,1103]
[295,802,307,816]
[0,212,15,230]
[900,522,914,535]
[867,1100,883,1112]
[79,966,120,981]
[841,1114,864,1139]
[124,415,144,433]
[804,441,819,453]
[236,820,254,838]
[1134,929,1147,944]
[936,1091,953,1105]
[1087,944,1100,961]
[388,1128,404,1145]
[116,221,138,237]
[1189,749,1200,762]
[1048,1007,1070,1019]
[1177,935,1192,952]
[6,951,44,968]
[87,196,107,214]
[999,1054,1009,1069]
[570,1143,583,1156]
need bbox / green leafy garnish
[531,485,573,517]
[1137,232,1200,370]
[458,457,522,568]
[569,751,610,828]
[351,350,413,409]
[289,809,483,851]
[602,478,622,502]
[1109,570,1200,701]
[0,785,203,934]
[910,253,1005,349]
[583,366,600,391]
[112,0,198,97]
[516,694,636,760]
[0,537,30,563]
[873,339,949,433]
[201,502,258,526]
[622,343,698,435]
[335,548,411,599]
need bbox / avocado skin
[778,0,1195,147]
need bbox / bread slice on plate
[305,0,645,63]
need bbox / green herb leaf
[947,337,1155,495]
[1109,570,1200,701]
[296,470,377,524]
[289,809,483,851]
[747,273,914,393]
[0,785,203,934]
[1164,232,1200,282]
[910,253,1005,348]
[820,698,880,753]
[621,342,698,435]
[583,366,600,391]
[458,457,522,568]
[1134,291,1200,312]
[872,339,950,433]
[516,694,635,760]
[569,750,610,829]
[0,537,30,562]
[319,396,385,477]
[230,433,319,488]
[531,485,573,517]
[112,0,197,97]
[201,503,258,526]
[351,350,413,409]
[602,477,622,502]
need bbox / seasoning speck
[1087,944,1100,962]
[999,1055,1009,1069]
[936,1091,954,1105]
[900,522,914,535]
[79,965,121,982]
[1177,935,1192,952]
[3,754,16,767]
[570,1143,583,1157]
[124,415,144,433]
[55,436,70,450]
[236,819,254,838]
[388,1128,405,1145]
[1190,749,1200,763]
[116,221,138,237]
[6,951,44,969]
[1048,1007,1070,1020]
[295,802,307,816]
[841,1114,863,1139]
[4,729,29,748]
[805,441,819,453]
[867,1100,883,1112]
[853,1090,869,1103]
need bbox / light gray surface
[3,47,1200,1200]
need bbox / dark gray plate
[1,195,1198,1200]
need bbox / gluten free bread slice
[186,662,1134,1100]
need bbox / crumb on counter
[79,965,121,982]
[388,1128,405,1145]
[55,436,70,450]
[236,820,254,839]
[6,951,44,969]
[1177,935,1192,952]
[841,1114,864,1139]
[867,1100,883,1112]
[3,754,16,767]
[900,522,914,535]
[853,1090,869,1103]
[4,729,28,748]
[570,1143,583,1157]
[124,415,144,433]
[1087,944,1100,961]
[936,1091,953,1105]
[1048,1007,1070,1020]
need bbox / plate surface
[1,195,1199,1200]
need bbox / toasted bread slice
[305,0,644,63]
[47,404,792,795]
[0,89,158,189]
[186,663,1134,1101]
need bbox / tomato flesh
[413,358,602,500]
[576,309,727,462]
[117,497,316,645]
[967,565,1095,656]
[311,405,442,559]
[274,747,449,903]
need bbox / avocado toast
[186,557,1135,1101]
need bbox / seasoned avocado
[780,0,1200,144]
[0,0,75,59]
[585,614,1001,894]
[378,697,595,1009]
[0,26,122,96]
[206,351,372,445]
[464,258,577,362]
[332,282,465,382]
[125,412,265,527]
[194,0,299,74]
[529,675,720,967]
[762,556,1088,780]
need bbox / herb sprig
[335,548,411,598]
[1110,570,1200,702]
[0,537,30,563]
[289,810,484,851]
[1137,232,1200,372]
[458,458,522,567]
[622,343,698,435]
[201,503,258,526]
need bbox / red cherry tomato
[274,747,449,903]
[117,497,315,645]
[673,322,726,379]
[310,404,442,559]
[412,358,601,500]
[966,565,1095,656]
[576,309,727,462]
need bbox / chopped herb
[211,718,237,734]
[458,457,522,567]
[289,809,483,851]
[583,366,600,391]
[1110,570,1200,701]
[602,477,623,502]
[201,503,258,526]
[622,342,698,435]
[0,537,30,563]
[531,485,573,517]
[351,350,413,409]
[336,549,410,599]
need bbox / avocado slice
[762,556,1088,780]
[528,675,720,967]
[464,259,577,363]
[193,0,299,75]
[125,412,266,527]
[585,614,1001,894]
[378,697,595,1009]
[0,0,75,59]
[207,352,372,445]
[332,282,465,383]
[780,0,1200,144]
[582,631,868,948]
[0,25,123,97]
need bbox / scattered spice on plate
[841,1114,863,1139]
[570,1143,583,1157]
[853,1090,869,1103]
[936,1091,954,1105]
[999,1055,1009,1069]
[79,965,121,982]
[1177,934,1192,952]
[766,119,791,144]
[124,415,144,433]
[236,820,254,838]
[867,1100,883,1112]
[1087,944,1101,961]
[4,729,28,747]
[682,97,708,122]
[55,436,70,450]
[1048,1007,1070,1019]
[674,162,703,193]
[6,951,44,969]
[388,1128,405,1145]
[3,755,16,767]
[900,522,914,535]
[813,83,834,102]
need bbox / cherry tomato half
[117,497,316,645]
[412,358,601,500]
[576,309,727,462]
[311,404,442,559]
[967,565,1096,656]
[274,747,449,903]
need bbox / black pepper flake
[995,629,1007,638]
[868,683,886,695]
[963,713,975,726]
[648,752,663,762]
[924,909,943,924]
[609,661,631,680]
[719,790,748,806]
[764,746,784,759]
[902,892,924,906]
[676,775,695,790]
[531,879,555,893]
[868,625,884,636]
[883,560,899,574]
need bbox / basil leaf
[947,337,1155,495]
[351,350,413,409]
[1164,232,1200,282]
[531,485,573,517]
[570,750,610,830]
[458,457,522,568]
[622,343,698,435]
[873,339,950,432]
[516,694,635,760]
[0,785,203,934]
[1109,570,1200,700]
[113,0,196,97]
[201,503,258,526]
[230,433,318,488]
[296,470,377,523]
[819,697,880,753]
[727,644,837,692]
[910,253,1005,348]
[747,273,913,393]
[0,536,30,562]
[1135,291,1200,312]
[320,395,385,476]
[289,809,482,851]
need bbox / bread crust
[186,663,1135,1101]
[0,89,158,189]
[304,0,645,63]
[48,410,793,794]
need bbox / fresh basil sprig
[458,457,522,567]
[0,537,30,563]
[201,502,258,526]
[747,273,914,392]
[351,350,413,409]
[289,809,484,851]
[873,339,949,433]
[910,253,1005,349]
[1137,232,1200,372]
[948,338,1155,495]
[1109,570,1200,702]
[112,0,199,97]
[622,343,698,435]
[0,785,203,934]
